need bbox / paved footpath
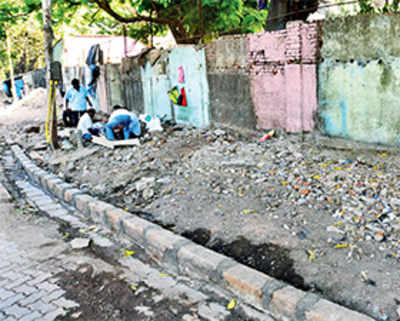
[0,194,78,320]
[0,149,271,321]
[0,153,79,321]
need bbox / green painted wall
[141,47,210,129]
[319,14,400,145]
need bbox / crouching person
[77,108,99,141]
[105,107,141,140]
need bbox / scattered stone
[91,236,113,248]
[62,140,74,151]
[29,151,42,161]
[93,183,108,195]
[143,188,154,200]
[70,238,91,249]
[214,129,226,136]
[198,303,230,321]
[134,306,154,317]
[374,231,385,242]
[32,141,48,151]
[71,311,82,319]
[182,314,199,321]
[157,177,172,185]
[135,177,155,192]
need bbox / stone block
[145,228,184,263]
[88,201,115,224]
[305,299,375,321]
[177,243,226,282]
[52,183,72,200]
[222,264,273,309]
[74,194,94,216]
[121,216,157,245]
[270,286,305,319]
[45,178,63,193]
[105,208,130,231]
[63,188,82,204]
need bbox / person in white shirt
[63,79,93,127]
[77,109,98,141]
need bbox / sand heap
[13,88,49,110]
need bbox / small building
[55,35,148,67]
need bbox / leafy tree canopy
[0,0,267,44]
[0,0,267,79]
[74,0,267,44]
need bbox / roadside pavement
[0,148,269,321]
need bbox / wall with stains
[206,35,258,130]
[120,58,145,115]
[141,47,210,129]
[247,21,319,132]
[319,14,400,145]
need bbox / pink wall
[247,21,319,132]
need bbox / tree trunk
[42,0,58,149]
[6,32,17,102]
[42,0,53,84]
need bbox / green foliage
[0,0,267,80]
[358,0,400,13]
[85,0,267,43]
[358,0,375,13]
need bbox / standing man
[63,78,92,127]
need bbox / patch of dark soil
[58,222,81,242]
[55,265,187,321]
[89,242,154,267]
[129,210,155,221]
[56,264,261,321]
[182,229,308,291]
[182,228,211,246]
[211,236,309,291]
[88,243,122,267]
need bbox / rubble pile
[13,88,49,110]
[8,122,400,320]
[0,88,63,125]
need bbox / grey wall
[208,73,257,130]
[121,61,144,114]
[206,36,257,130]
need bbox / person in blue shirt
[2,81,11,98]
[63,79,93,127]
[105,106,141,140]
[14,79,25,99]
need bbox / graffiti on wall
[141,47,210,129]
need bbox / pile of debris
[7,119,400,320]
[13,88,49,110]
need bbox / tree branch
[93,0,177,25]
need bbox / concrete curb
[10,144,376,321]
